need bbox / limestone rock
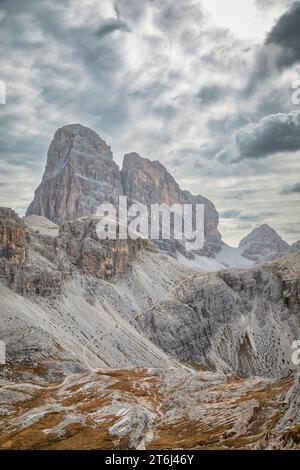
[144,254,300,378]
[26,125,222,257]
[0,368,299,450]
[0,208,27,279]
[26,124,123,224]
[1,206,147,295]
[58,216,146,280]
[121,152,221,256]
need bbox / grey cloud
[236,111,300,159]
[281,182,300,194]
[96,18,131,38]
[235,223,253,230]
[223,189,257,200]
[266,2,300,69]
[155,0,204,34]
[115,0,148,24]
[256,0,291,10]
[239,211,276,222]
[208,115,251,134]
[197,85,231,105]
[220,209,275,222]
[220,210,241,219]
[283,223,300,235]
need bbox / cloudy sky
[0,0,300,245]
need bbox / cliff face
[26,124,123,224]
[121,152,221,256]
[0,208,27,278]
[2,209,299,378]
[26,125,222,256]
[0,209,146,295]
[58,217,146,280]
[144,254,300,378]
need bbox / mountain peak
[123,152,165,172]
[255,223,276,232]
[53,123,111,157]
[26,124,121,224]
[239,224,287,245]
[238,223,289,262]
[26,124,222,255]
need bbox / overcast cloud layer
[0,0,299,245]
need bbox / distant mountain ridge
[25,124,299,261]
[238,223,298,263]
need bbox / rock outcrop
[0,208,27,279]
[0,368,299,450]
[121,152,221,256]
[26,125,222,256]
[238,224,289,263]
[0,211,146,295]
[26,124,123,224]
[144,254,300,378]
[57,216,147,279]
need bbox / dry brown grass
[0,368,298,450]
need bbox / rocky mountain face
[144,254,300,378]
[58,217,146,280]
[239,224,289,263]
[121,152,221,256]
[26,124,222,256]
[0,209,27,279]
[0,210,300,448]
[26,125,123,225]
[1,208,299,377]
[0,207,146,296]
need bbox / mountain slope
[1,209,300,449]
[0,368,298,450]
[1,209,299,378]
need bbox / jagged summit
[47,124,114,171]
[121,151,221,256]
[26,125,222,256]
[123,152,165,169]
[57,123,105,138]
[26,124,122,224]
[121,151,184,205]
[239,223,289,262]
